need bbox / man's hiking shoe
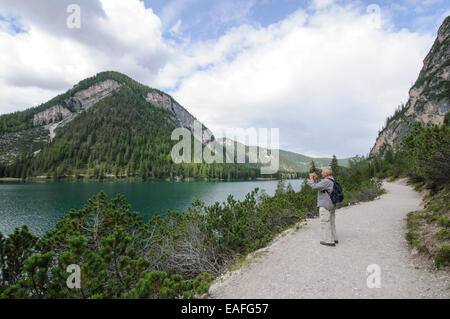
[320,241,336,247]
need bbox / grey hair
[323,167,332,175]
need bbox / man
[307,167,338,247]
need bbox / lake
[0,179,304,236]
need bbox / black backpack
[325,177,344,204]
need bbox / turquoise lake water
[0,179,303,236]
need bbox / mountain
[277,149,350,172]
[370,16,450,156]
[0,71,348,180]
[1,72,210,161]
[216,138,350,173]
[0,71,262,180]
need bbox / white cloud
[310,0,335,10]
[0,0,172,112]
[169,5,434,157]
[0,23,100,113]
[0,78,59,114]
[0,0,437,157]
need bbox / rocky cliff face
[146,91,213,144]
[33,105,72,126]
[30,79,212,144]
[32,79,122,128]
[370,16,450,156]
[71,79,122,110]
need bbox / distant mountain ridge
[216,138,350,173]
[371,16,450,156]
[0,71,348,180]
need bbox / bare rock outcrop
[33,105,72,126]
[31,79,122,141]
[146,91,214,144]
[370,16,449,156]
[72,79,121,110]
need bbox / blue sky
[143,0,308,41]
[0,14,26,34]
[0,0,448,157]
[141,0,449,42]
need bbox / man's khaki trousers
[319,207,336,244]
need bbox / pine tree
[309,160,320,175]
[384,148,394,164]
[330,155,339,177]
[1,120,6,135]
[309,160,316,173]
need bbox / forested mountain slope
[0,71,258,180]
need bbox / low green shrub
[435,245,450,269]
[406,231,419,246]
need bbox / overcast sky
[0,0,449,157]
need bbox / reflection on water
[0,179,303,236]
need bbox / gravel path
[209,181,450,298]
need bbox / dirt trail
[209,181,449,298]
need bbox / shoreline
[0,176,303,183]
[0,177,21,182]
